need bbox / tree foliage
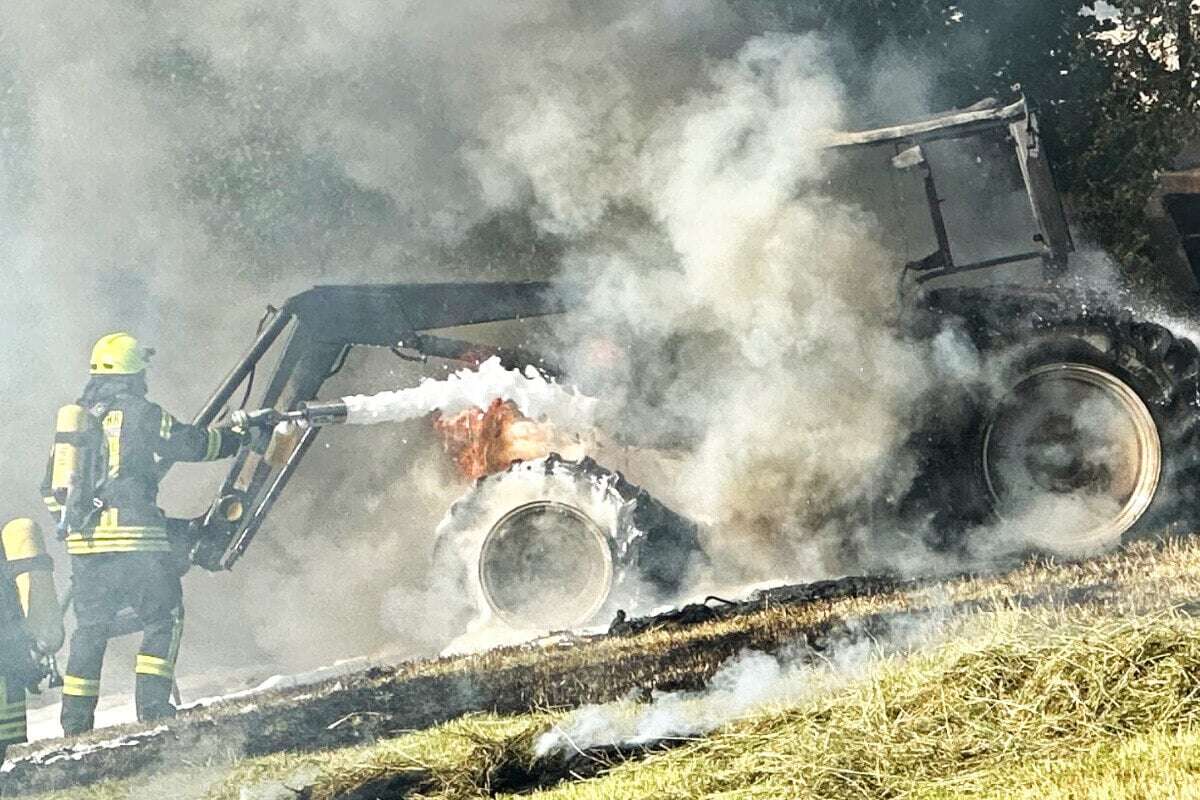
[1063,1,1200,273]
[753,0,1200,278]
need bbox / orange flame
[433,399,556,480]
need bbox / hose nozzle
[232,400,349,430]
[290,400,349,426]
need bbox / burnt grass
[0,565,1131,796]
[328,741,685,800]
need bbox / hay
[525,610,1200,799]
[919,727,1200,800]
[300,715,555,800]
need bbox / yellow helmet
[1,518,41,551]
[90,332,152,375]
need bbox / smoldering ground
[0,0,1133,700]
[536,600,952,757]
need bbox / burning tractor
[180,97,1200,635]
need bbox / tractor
[181,98,1200,633]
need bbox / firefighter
[0,518,63,760]
[42,332,243,735]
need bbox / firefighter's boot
[134,674,176,722]
[61,587,110,737]
[60,687,99,736]
[0,676,27,756]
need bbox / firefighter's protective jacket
[42,380,241,555]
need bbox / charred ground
[12,535,1200,798]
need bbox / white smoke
[535,607,948,757]
[0,0,768,679]
[0,0,1077,681]
[471,30,938,583]
[341,357,597,429]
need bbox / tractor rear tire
[906,289,1200,557]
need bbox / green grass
[915,727,1200,800]
[15,714,561,800]
[217,713,559,800]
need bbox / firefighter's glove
[242,423,275,452]
[28,653,62,694]
[222,421,256,449]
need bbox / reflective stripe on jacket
[64,508,170,555]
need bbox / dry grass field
[16,536,1200,799]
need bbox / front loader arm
[187,282,571,571]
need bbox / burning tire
[431,454,703,632]
[908,289,1200,556]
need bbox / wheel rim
[981,362,1162,553]
[479,501,614,629]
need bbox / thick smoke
[468,30,939,583]
[0,0,795,687]
[0,0,1042,696]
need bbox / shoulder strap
[81,400,113,500]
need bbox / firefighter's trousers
[0,674,26,760]
[60,552,183,735]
